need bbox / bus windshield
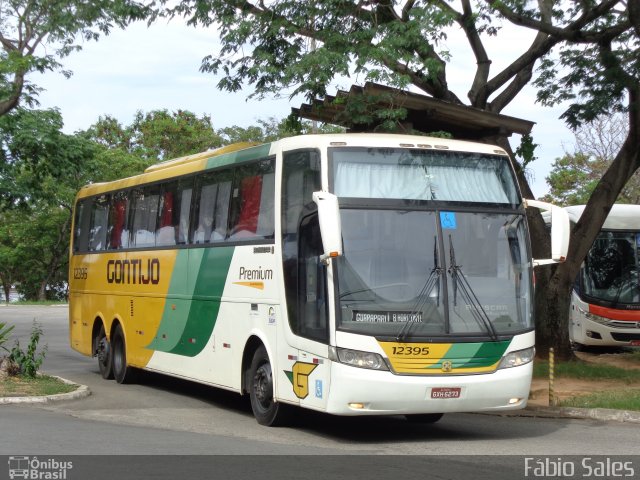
[330,146,531,339]
[331,147,519,205]
[582,231,640,305]
[335,209,532,338]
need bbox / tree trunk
[38,281,47,302]
[541,89,640,358]
[534,265,575,360]
[2,282,9,304]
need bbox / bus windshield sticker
[440,211,457,229]
[352,311,423,323]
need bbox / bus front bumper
[325,361,533,416]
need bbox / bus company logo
[441,361,453,372]
[106,258,160,285]
[233,266,274,290]
[8,456,73,479]
[284,362,318,399]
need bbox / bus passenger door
[280,149,330,410]
[287,214,331,411]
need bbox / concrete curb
[0,375,91,405]
[490,405,640,424]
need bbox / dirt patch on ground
[575,351,640,370]
[528,351,640,407]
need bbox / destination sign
[351,311,423,323]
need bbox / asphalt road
[1,306,639,479]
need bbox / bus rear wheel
[404,413,444,424]
[248,346,290,426]
[94,324,113,380]
[112,324,136,384]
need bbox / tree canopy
[0,0,149,116]
[160,0,640,358]
[0,109,334,302]
[543,114,640,206]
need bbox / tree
[0,0,149,117]
[84,110,224,161]
[217,116,344,144]
[0,107,148,301]
[163,0,640,358]
[2,108,325,301]
[544,114,640,206]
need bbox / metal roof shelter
[292,82,534,140]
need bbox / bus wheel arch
[241,336,265,395]
[242,337,291,427]
[247,344,290,426]
[110,321,136,384]
[92,318,113,380]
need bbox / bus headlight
[329,347,389,371]
[498,347,535,369]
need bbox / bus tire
[95,324,113,380]
[248,345,289,426]
[404,413,444,424]
[112,324,136,384]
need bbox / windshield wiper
[396,237,442,342]
[447,235,498,341]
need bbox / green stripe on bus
[146,247,235,357]
[454,340,511,369]
[169,246,235,356]
[146,249,191,352]
[426,340,510,369]
[206,144,272,170]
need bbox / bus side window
[192,172,232,244]
[228,158,275,242]
[107,191,130,250]
[156,179,194,246]
[281,149,324,341]
[298,215,328,342]
[131,186,160,248]
[176,179,193,245]
[73,199,91,253]
[88,194,110,252]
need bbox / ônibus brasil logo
[8,456,73,480]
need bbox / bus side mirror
[525,199,570,267]
[312,191,343,263]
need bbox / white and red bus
[567,204,640,349]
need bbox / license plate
[631,340,640,346]
[431,387,461,399]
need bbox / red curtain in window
[235,176,263,234]
[160,192,174,228]
[110,200,127,248]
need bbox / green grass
[0,375,76,397]
[533,360,640,383]
[560,389,640,411]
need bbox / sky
[34,17,577,198]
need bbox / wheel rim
[253,363,273,412]
[97,336,109,367]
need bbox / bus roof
[75,133,510,199]
[565,204,640,230]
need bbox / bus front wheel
[112,324,136,384]
[94,324,113,380]
[248,346,290,426]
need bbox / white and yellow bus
[69,134,569,426]
[566,204,640,349]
